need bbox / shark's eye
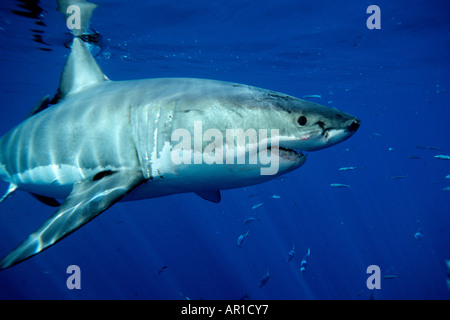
[297,116,307,126]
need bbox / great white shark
[0,19,359,270]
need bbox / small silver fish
[300,248,311,274]
[443,187,450,192]
[258,269,270,288]
[157,265,168,275]
[330,183,351,188]
[177,291,190,300]
[252,203,264,210]
[286,245,295,263]
[445,260,450,290]
[338,167,357,171]
[414,232,424,240]
[243,217,259,224]
[237,231,249,247]
[434,155,450,160]
[239,292,249,300]
[302,94,321,99]
[446,260,450,292]
[445,175,450,179]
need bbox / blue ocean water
[0,0,449,300]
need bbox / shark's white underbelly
[10,163,125,199]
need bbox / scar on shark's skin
[0,0,359,269]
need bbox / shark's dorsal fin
[54,37,108,102]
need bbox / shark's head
[266,93,361,152]
[241,88,360,176]
[216,85,360,154]
[161,80,360,182]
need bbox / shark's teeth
[271,147,304,161]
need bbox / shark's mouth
[268,146,305,162]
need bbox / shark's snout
[346,118,360,133]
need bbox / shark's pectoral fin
[195,190,221,203]
[0,170,145,270]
